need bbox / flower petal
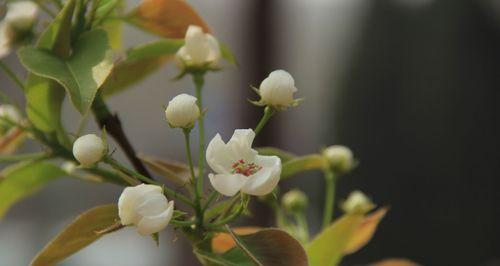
[208,173,247,197]
[241,155,281,196]
[118,184,162,225]
[137,201,174,236]
[136,193,168,217]
[206,133,233,174]
[227,129,258,161]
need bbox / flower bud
[4,1,38,31]
[72,134,106,166]
[282,189,308,213]
[165,94,200,128]
[176,25,221,69]
[259,70,298,108]
[0,104,22,130]
[341,190,374,214]
[323,145,354,174]
[118,184,174,235]
[0,24,12,58]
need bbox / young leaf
[31,204,121,266]
[343,207,389,254]
[0,161,65,219]
[281,154,326,179]
[220,43,238,66]
[137,153,192,185]
[19,29,113,115]
[256,147,297,162]
[24,0,76,133]
[127,0,211,39]
[101,39,183,96]
[369,258,422,266]
[211,227,261,254]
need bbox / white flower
[72,134,106,166]
[341,190,373,214]
[206,129,281,196]
[165,94,200,128]
[0,104,22,125]
[4,1,38,30]
[259,70,298,108]
[323,145,354,174]
[176,25,221,68]
[118,184,174,235]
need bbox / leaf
[220,43,238,66]
[137,152,192,185]
[0,161,65,219]
[343,207,389,254]
[128,0,211,39]
[101,39,183,96]
[306,213,365,266]
[281,154,326,179]
[24,0,76,132]
[369,258,422,266]
[256,147,296,162]
[224,228,309,266]
[211,227,261,254]
[31,204,121,266]
[19,29,114,115]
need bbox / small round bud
[0,104,22,130]
[323,145,354,174]
[165,94,200,128]
[341,190,373,214]
[282,189,308,213]
[259,70,298,108]
[72,134,106,166]
[61,161,77,174]
[176,25,221,69]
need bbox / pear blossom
[259,70,298,109]
[206,129,281,196]
[176,25,221,68]
[323,145,354,174]
[165,94,200,128]
[341,190,373,214]
[118,184,174,235]
[72,134,106,166]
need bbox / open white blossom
[259,70,298,108]
[165,94,200,128]
[4,1,38,30]
[118,184,174,235]
[72,134,106,166]
[206,129,281,196]
[176,25,221,68]
[323,145,354,174]
[341,190,373,214]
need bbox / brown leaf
[343,207,389,254]
[129,0,211,39]
[370,258,422,266]
[211,226,261,254]
[138,153,193,185]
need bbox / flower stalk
[322,169,336,229]
[254,106,275,136]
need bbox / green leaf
[0,161,65,219]
[19,29,114,115]
[256,147,296,162]
[220,43,237,66]
[281,154,326,179]
[306,213,365,266]
[101,39,183,96]
[24,0,76,133]
[31,204,121,266]
[222,228,309,266]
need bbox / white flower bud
[0,104,22,125]
[342,190,374,214]
[61,161,77,174]
[0,23,12,59]
[4,1,38,30]
[72,134,106,166]
[118,184,174,235]
[259,70,298,108]
[176,25,221,68]
[282,189,308,213]
[323,145,354,174]
[165,94,200,128]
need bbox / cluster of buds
[0,1,38,58]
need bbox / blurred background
[2,0,500,265]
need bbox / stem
[193,73,205,197]
[254,106,275,136]
[207,203,244,229]
[103,157,193,206]
[202,190,218,211]
[293,213,310,243]
[0,60,25,90]
[33,1,57,17]
[92,93,152,178]
[224,225,263,266]
[183,129,197,184]
[0,152,48,162]
[322,170,336,229]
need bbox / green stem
[193,73,205,197]
[33,0,57,17]
[170,219,197,227]
[322,170,336,229]
[0,60,25,90]
[254,106,275,136]
[207,201,245,229]
[294,213,310,243]
[0,152,48,163]
[103,157,193,206]
[202,190,219,211]
[183,129,197,185]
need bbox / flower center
[231,159,262,176]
